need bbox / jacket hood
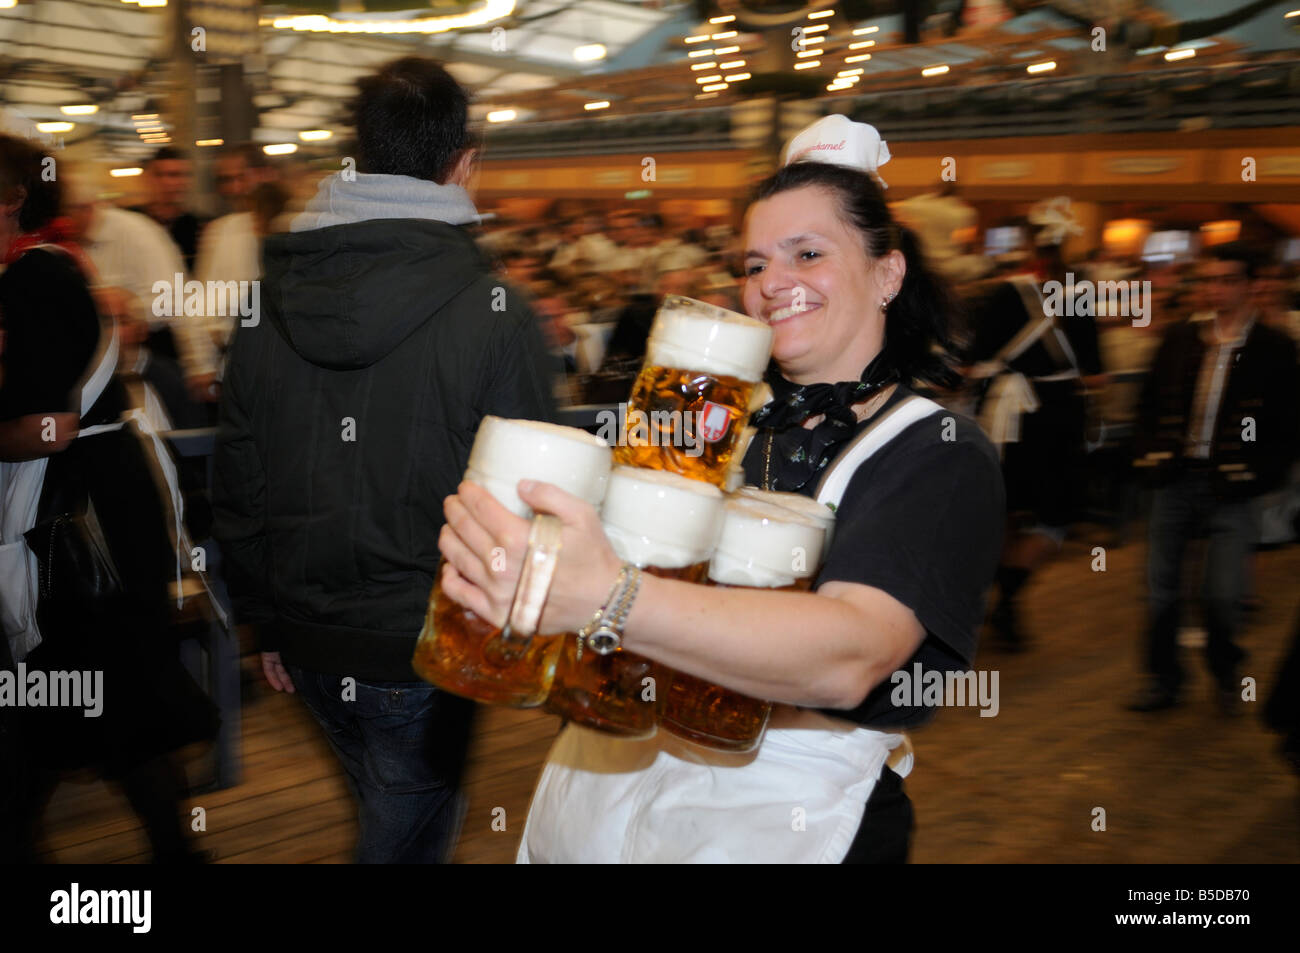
[291,172,480,232]
[262,213,491,371]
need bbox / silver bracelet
[577,564,642,655]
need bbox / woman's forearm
[0,413,76,461]
[618,574,913,710]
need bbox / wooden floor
[36,530,1300,864]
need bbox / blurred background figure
[1130,242,1300,713]
[0,134,217,864]
[62,166,218,428]
[131,146,205,272]
[962,197,1105,651]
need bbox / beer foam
[709,499,826,586]
[601,466,723,568]
[645,295,772,383]
[465,416,611,518]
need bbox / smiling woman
[437,117,1006,864]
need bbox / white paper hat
[781,114,892,188]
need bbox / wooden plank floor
[35,531,1300,863]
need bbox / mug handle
[499,513,563,643]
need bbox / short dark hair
[752,161,962,389]
[219,142,270,170]
[1208,241,1265,280]
[0,135,61,231]
[352,56,469,182]
[147,146,187,165]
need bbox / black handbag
[23,438,123,611]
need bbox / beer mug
[735,485,837,560]
[614,296,772,488]
[661,498,828,752]
[547,467,723,737]
[412,417,612,707]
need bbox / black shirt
[742,385,1006,729]
[965,278,1103,381]
[130,207,204,272]
[0,248,123,428]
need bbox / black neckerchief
[750,351,900,492]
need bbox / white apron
[518,395,943,863]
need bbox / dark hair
[352,56,469,182]
[1208,241,1265,280]
[752,161,962,388]
[148,146,187,165]
[0,135,62,232]
[220,141,270,170]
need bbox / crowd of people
[2,52,1299,864]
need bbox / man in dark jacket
[1130,242,1300,713]
[212,57,556,862]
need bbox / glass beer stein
[412,417,612,707]
[613,296,772,489]
[661,498,829,752]
[735,485,837,560]
[546,467,723,737]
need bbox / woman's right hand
[439,480,622,635]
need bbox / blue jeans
[1144,469,1254,692]
[287,666,475,863]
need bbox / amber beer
[412,417,611,707]
[661,498,830,752]
[546,467,723,737]
[614,296,772,488]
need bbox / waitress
[438,117,1005,863]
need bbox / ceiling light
[574,44,606,61]
[853,26,879,35]
[36,121,74,133]
[802,24,828,33]
[922,64,949,76]
[685,34,710,43]
[797,49,824,58]
[808,9,833,17]
[845,54,872,63]
[793,61,820,70]
[487,109,516,122]
[263,143,298,155]
[695,92,719,100]
[709,15,735,24]
[696,75,722,83]
[1165,48,1195,61]
[710,31,737,39]
[299,129,332,141]
[837,68,864,77]
[724,73,751,82]
[1027,61,1056,74]
[196,138,224,147]
[61,104,98,116]
[110,167,144,177]
[714,45,740,55]
[701,83,728,92]
[691,62,717,70]
[719,60,745,69]
[584,100,610,110]
[269,0,516,34]
[848,40,875,49]
[688,48,715,57]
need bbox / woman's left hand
[439,479,622,634]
